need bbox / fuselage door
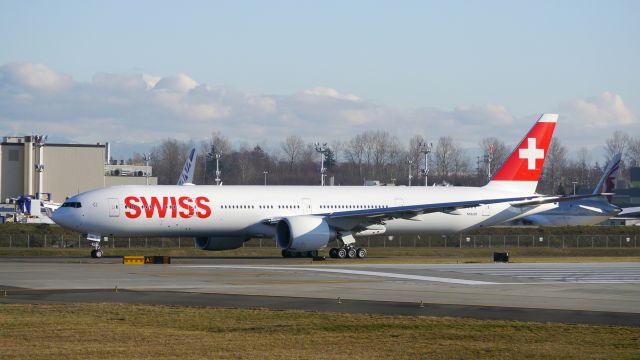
[108,198,120,217]
[481,204,491,216]
[301,198,312,215]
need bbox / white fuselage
[52,184,545,238]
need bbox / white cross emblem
[519,138,544,170]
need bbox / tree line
[126,130,640,195]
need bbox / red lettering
[124,196,141,219]
[196,196,211,218]
[178,196,194,218]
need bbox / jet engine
[275,216,336,252]
[194,237,247,251]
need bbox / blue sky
[0,0,638,158]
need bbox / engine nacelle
[194,237,247,251]
[275,216,336,252]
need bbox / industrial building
[0,136,157,203]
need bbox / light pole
[214,153,222,186]
[143,153,151,185]
[33,135,47,199]
[572,181,578,195]
[263,171,268,186]
[407,159,414,186]
[314,142,329,186]
[419,141,433,187]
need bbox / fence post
[178,237,181,248]
[9,235,11,248]
[44,234,47,248]
[129,237,131,248]
[27,234,29,248]
[562,235,565,249]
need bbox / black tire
[281,249,290,258]
[90,249,97,258]
[95,249,103,258]
[329,248,338,258]
[309,250,318,258]
[347,248,357,258]
[337,248,347,259]
[356,248,367,258]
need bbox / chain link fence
[0,233,637,249]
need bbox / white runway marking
[177,265,496,285]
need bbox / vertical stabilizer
[177,148,197,185]
[484,114,558,194]
[593,153,621,202]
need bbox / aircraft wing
[324,195,543,221]
[509,193,615,208]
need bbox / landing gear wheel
[90,249,97,258]
[346,248,357,259]
[309,250,319,258]
[95,249,103,258]
[282,249,291,258]
[337,248,347,259]
[329,248,338,258]
[356,248,367,258]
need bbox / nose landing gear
[86,233,103,258]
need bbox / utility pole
[487,143,493,181]
[143,153,151,186]
[214,153,222,186]
[314,142,329,186]
[419,141,433,187]
[33,135,47,199]
[263,171,268,186]
[407,159,414,186]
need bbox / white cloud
[0,62,637,158]
[302,86,360,101]
[560,91,637,128]
[0,62,73,92]
[153,73,198,92]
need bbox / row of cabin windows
[218,204,388,210]
[320,205,388,209]
[220,205,300,210]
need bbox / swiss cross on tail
[491,114,557,182]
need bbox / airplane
[53,113,592,259]
[509,154,623,226]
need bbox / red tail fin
[486,114,558,193]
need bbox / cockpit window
[61,202,82,208]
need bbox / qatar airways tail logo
[124,196,211,219]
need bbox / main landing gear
[328,233,367,259]
[328,246,367,259]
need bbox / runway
[1,258,639,326]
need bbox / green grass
[0,304,638,359]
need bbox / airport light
[407,159,414,186]
[418,141,433,187]
[263,170,268,186]
[314,142,329,186]
[143,153,151,186]
[214,153,223,186]
[33,135,47,199]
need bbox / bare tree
[150,139,191,185]
[281,135,304,169]
[605,130,630,162]
[627,136,640,167]
[432,136,468,184]
[479,137,508,178]
[542,138,568,194]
